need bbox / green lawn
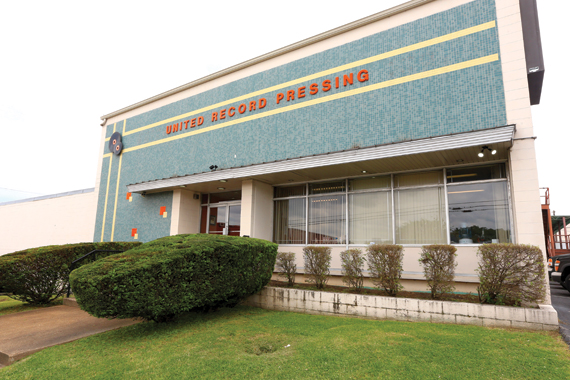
[0,296,62,316]
[1,305,569,379]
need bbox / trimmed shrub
[477,243,545,306]
[276,252,297,286]
[70,234,278,322]
[419,245,457,300]
[303,246,331,289]
[0,242,140,305]
[340,249,365,290]
[367,244,404,296]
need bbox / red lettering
[309,83,318,95]
[343,73,354,86]
[197,116,204,126]
[286,90,295,101]
[172,123,179,132]
[166,125,171,134]
[322,80,331,92]
[298,86,306,98]
[211,112,218,122]
[259,98,267,109]
[357,69,369,82]
[228,107,236,117]
[184,120,190,129]
[190,118,196,128]
[238,104,247,114]
[276,93,284,104]
[220,109,226,119]
[335,76,339,89]
[249,101,256,111]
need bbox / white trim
[127,125,516,193]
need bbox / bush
[367,244,404,296]
[70,234,278,322]
[340,249,365,290]
[0,242,140,305]
[303,246,331,289]
[477,243,545,306]
[419,245,457,300]
[276,252,297,286]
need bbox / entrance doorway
[207,203,241,236]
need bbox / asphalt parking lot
[550,281,570,346]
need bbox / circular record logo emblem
[108,132,123,155]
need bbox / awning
[127,125,515,193]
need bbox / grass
[0,295,63,316]
[1,305,569,379]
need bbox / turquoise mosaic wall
[94,0,506,243]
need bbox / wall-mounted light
[141,191,146,197]
[209,165,218,171]
[478,146,496,157]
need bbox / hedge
[0,242,141,304]
[70,234,278,322]
[303,246,331,289]
[367,244,404,296]
[477,243,545,306]
[419,244,458,300]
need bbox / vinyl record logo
[108,132,123,155]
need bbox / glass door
[207,202,241,236]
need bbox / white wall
[170,189,202,235]
[0,190,96,255]
[240,180,274,241]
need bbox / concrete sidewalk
[0,299,140,366]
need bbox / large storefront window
[349,191,392,244]
[272,164,510,246]
[308,195,346,244]
[395,187,447,244]
[274,198,306,244]
[448,181,510,244]
[348,176,392,244]
[394,171,446,244]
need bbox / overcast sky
[1,0,568,214]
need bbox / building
[0,0,547,295]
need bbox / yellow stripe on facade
[122,54,498,154]
[110,120,126,241]
[122,21,496,137]
[100,123,116,241]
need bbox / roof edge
[0,188,95,207]
[100,0,435,122]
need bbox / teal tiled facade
[95,0,506,243]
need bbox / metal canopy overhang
[127,125,515,193]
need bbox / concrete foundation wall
[244,286,559,331]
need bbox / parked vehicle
[551,253,570,293]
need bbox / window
[348,176,391,244]
[349,191,392,244]
[394,171,446,244]
[447,176,510,244]
[274,198,306,244]
[308,195,346,244]
[272,164,511,246]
